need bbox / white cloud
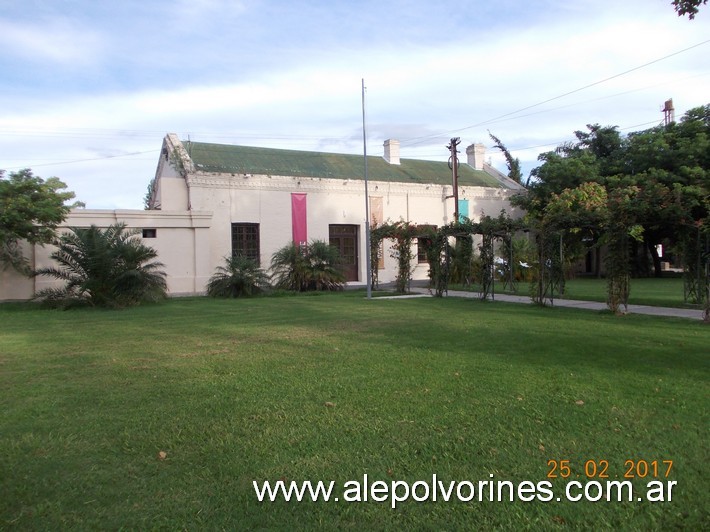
[0,0,708,208]
[168,0,247,30]
[0,17,105,65]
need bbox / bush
[33,224,167,308]
[207,255,270,297]
[270,241,345,291]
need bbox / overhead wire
[1,39,707,171]
[398,38,710,149]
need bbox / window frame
[231,223,260,264]
[416,225,437,264]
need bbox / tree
[513,149,600,216]
[143,178,159,210]
[270,240,345,291]
[0,169,76,273]
[672,0,707,19]
[518,107,709,279]
[488,131,522,184]
[206,255,270,297]
[33,224,167,308]
[623,107,709,277]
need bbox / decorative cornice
[65,209,213,228]
[185,171,516,200]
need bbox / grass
[559,277,690,308]
[1,294,708,529]
[452,276,695,308]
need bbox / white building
[1,134,523,300]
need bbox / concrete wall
[0,209,212,301]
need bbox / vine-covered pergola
[370,205,709,321]
[370,212,527,300]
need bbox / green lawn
[559,277,690,308]
[454,276,695,308]
[1,294,708,529]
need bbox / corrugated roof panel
[184,141,504,188]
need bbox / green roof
[183,141,505,188]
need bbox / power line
[463,71,710,130]
[2,150,159,171]
[399,38,710,148]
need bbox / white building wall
[181,171,523,285]
[1,139,523,301]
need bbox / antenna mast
[362,79,372,299]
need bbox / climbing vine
[604,187,644,314]
[681,225,709,306]
[370,221,419,293]
[369,223,383,291]
[416,211,521,300]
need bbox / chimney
[383,139,400,165]
[466,143,486,170]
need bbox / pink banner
[291,193,308,246]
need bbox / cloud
[0,0,708,208]
[167,0,247,31]
[0,17,105,66]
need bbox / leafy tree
[0,169,77,273]
[488,131,522,184]
[573,124,624,176]
[33,224,167,308]
[270,240,345,291]
[517,106,709,279]
[541,181,645,313]
[513,149,600,216]
[672,0,707,19]
[622,107,709,276]
[207,255,270,297]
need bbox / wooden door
[329,224,359,282]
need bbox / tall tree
[0,169,77,273]
[512,149,600,217]
[488,131,522,184]
[573,124,624,176]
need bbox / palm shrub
[306,240,346,291]
[270,240,345,291]
[33,223,167,308]
[206,254,269,297]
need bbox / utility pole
[447,137,461,222]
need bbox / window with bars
[231,223,260,264]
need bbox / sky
[0,0,708,209]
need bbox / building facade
[1,134,523,300]
[151,134,523,286]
